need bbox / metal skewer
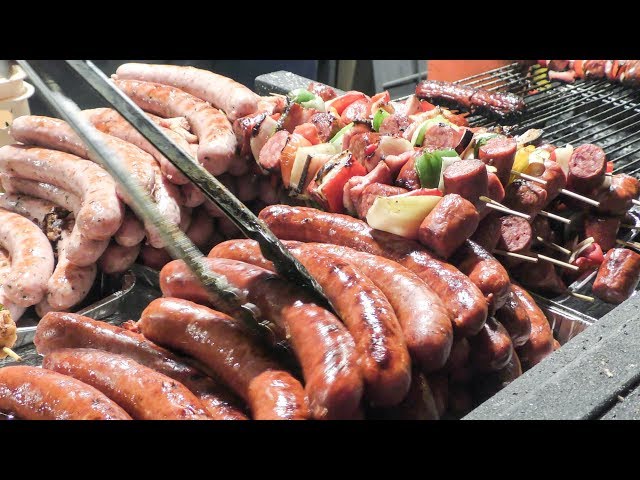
[61,60,327,304]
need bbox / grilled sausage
[0,176,81,213]
[0,208,54,307]
[371,369,439,420]
[418,194,480,259]
[592,174,640,216]
[114,79,237,176]
[584,216,620,251]
[427,372,449,418]
[115,63,260,122]
[504,179,548,217]
[540,159,567,205]
[185,207,216,252]
[34,312,247,420]
[468,317,514,373]
[140,245,171,271]
[592,248,640,304]
[0,145,124,241]
[43,348,212,420]
[181,181,207,208]
[452,240,511,314]
[498,215,533,255]
[159,258,363,419]
[395,154,421,190]
[443,159,488,208]
[568,144,607,193]
[512,284,554,369]
[258,205,488,336]
[472,350,523,405]
[494,286,532,347]
[139,298,309,420]
[478,136,517,186]
[471,212,502,252]
[513,261,566,296]
[0,366,131,420]
[210,239,453,373]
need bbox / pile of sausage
[0,202,558,419]
[0,63,288,323]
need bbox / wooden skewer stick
[479,196,531,220]
[539,210,571,225]
[632,199,640,206]
[511,168,601,207]
[536,236,572,255]
[494,249,539,263]
[559,188,601,207]
[569,292,595,302]
[2,347,21,361]
[511,170,548,185]
[537,253,579,271]
[616,239,640,252]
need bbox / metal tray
[2,264,162,367]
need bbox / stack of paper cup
[0,62,35,147]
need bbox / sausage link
[494,286,532,347]
[0,208,54,306]
[468,317,514,373]
[0,366,131,420]
[34,312,247,420]
[0,145,124,241]
[0,248,26,321]
[370,369,439,420]
[115,63,260,122]
[258,205,488,336]
[43,348,212,420]
[114,79,237,176]
[139,297,309,420]
[159,258,363,419]
[512,284,554,369]
[9,115,155,197]
[451,240,511,314]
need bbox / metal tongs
[18,60,326,336]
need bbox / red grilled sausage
[43,348,212,420]
[592,248,640,304]
[371,369,439,420]
[0,366,131,420]
[584,216,620,252]
[471,212,502,252]
[468,317,514,373]
[478,135,517,186]
[512,284,554,369]
[504,179,548,217]
[452,240,511,314]
[139,297,309,420]
[592,174,640,216]
[494,286,532,347]
[159,257,363,419]
[34,312,247,420]
[568,144,607,193]
[443,159,488,208]
[418,194,480,259]
[258,205,488,336]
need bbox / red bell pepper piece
[328,91,369,115]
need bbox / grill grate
[452,63,640,176]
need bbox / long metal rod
[16,60,265,333]
[64,60,327,304]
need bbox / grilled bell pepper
[414,148,458,189]
[372,108,391,132]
